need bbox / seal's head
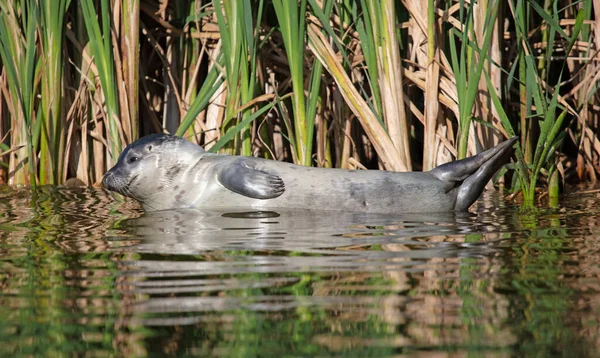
[102,134,205,210]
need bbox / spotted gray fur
[102,134,516,213]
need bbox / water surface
[1,186,600,356]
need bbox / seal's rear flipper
[218,159,285,199]
[429,137,517,211]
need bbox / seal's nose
[101,171,113,190]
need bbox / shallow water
[1,186,600,356]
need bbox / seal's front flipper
[218,159,285,199]
[429,137,517,210]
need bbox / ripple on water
[1,186,600,356]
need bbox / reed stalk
[450,0,499,159]
[213,0,266,156]
[38,0,69,184]
[178,0,208,141]
[0,0,596,210]
[486,3,583,208]
[362,0,411,169]
[0,0,39,186]
[272,0,324,166]
[548,168,559,208]
[121,0,140,143]
[516,0,532,163]
[175,60,225,137]
[423,0,440,170]
[307,24,407,171]
[81,0,123,166]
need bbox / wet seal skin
[102,134,517,213]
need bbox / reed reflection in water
[1,186,600,356]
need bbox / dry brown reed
[0,0,598,206]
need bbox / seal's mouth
[102,172,139,197]
[127,174,139,191]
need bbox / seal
[102,134,516,213]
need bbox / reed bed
[0,0,598,208]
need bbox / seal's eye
[128,156,140,164]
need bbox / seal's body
[102,134,516,213]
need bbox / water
[1,185,600,356]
